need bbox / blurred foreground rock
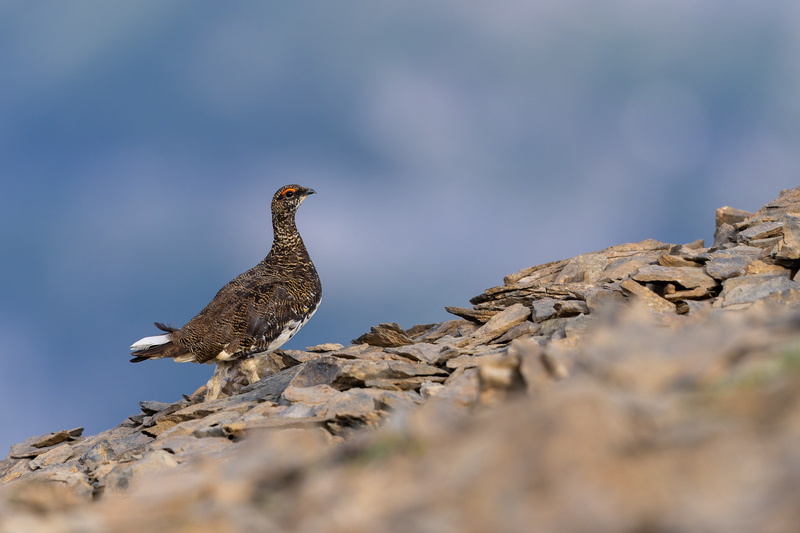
[4,188,800,532]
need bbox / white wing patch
[266,319,303,352]
[130,333,171,351]
[212,302,321,361]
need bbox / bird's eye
[282,189,296,199]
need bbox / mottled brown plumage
[130,184,321,400]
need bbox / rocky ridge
[3,188,800,532]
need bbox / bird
[130,184,322,401]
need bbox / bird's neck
[271,214,306,255]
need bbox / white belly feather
[213,302,319,362]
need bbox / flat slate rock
[553,300,589,317]
[287,355,446,392]
[600,251,666,281]
[385,343,445,365]
[554,253,609,284]
[306,343,345,352]
[716,274,800,308]
[738,221,784,242]
[32,428,83,448]
[776,213,800,262]
[620,279,676,314]
[504,258,570,285]
[716,206,753,230]
[531,299,558,322]
[352,323,414,347]
[139,401,174,415]
[444,306,498,323]
[704,255,755,280]
[470,303,531,342]
[633,265,717,290]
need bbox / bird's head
[272,184,316,216]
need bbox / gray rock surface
[5,187,800,532]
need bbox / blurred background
[1,1,799,454]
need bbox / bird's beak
[298,188,315,205]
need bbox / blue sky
[1,1,799,454]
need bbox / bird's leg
[205,361,235,401]
[239,358,261,386]
[204,375,222,402]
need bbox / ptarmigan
[130,184,322,401]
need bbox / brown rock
[404,323,438,339]
[328,344,376,359]
[599,252,663,281]
[753,186,800,218]
[775,213,800,262]
[704,255,754,280]
[352,323,414,347]
[662,286,711,302]
[444,306,497,323]
[632,265,717,290]
[504,258,570,285]
[364,376,445,391]
[658,254,703,268]
[288,355,446,393]
[414,320,472,343]
[715,274,800,308]
[469,303,531,342]
[27,445,74,474]
[8,428,85,460]
[738,221,783,242]
[282,384,341,404]
[510,337,566,394]
[32,428,83,448]
[564,314,595,338]
[744,259,791,276]
[2,480,85,513]
[554,253,609,284]
[478,354,524,405]
[492,321,541,344]
[712,222,738,248]
[530,298,558,322]
[538,316,574,338]
[553,300,589,317]
[385,343,445,365]
[620,279,676,314]
[602,239,672,256]
[676,299,713,315]
[305,343,345,353]
[153,436,232,458]
[583,287,626,315]
[138,401,173,415]
[751,288,800,309]
[100,450,179,493]
[715,205,753,231]
[80,440,116,470]
[433,367,480,407]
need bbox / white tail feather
[130,333,171,351]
